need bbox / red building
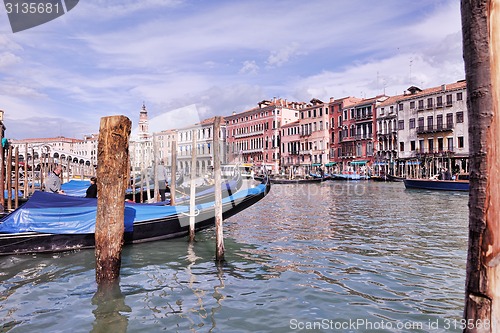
[328,96,362,172]
[330,95,388,173]
[225,98,303,174]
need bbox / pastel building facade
[396,80,469,177]
[225,99,302,173]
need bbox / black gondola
[0,176,270,256]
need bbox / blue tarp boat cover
[0,191,135,234]
[61,180,91,197]
[0,183,266,235]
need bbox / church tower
[138,102,150,140]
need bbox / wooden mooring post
[170,140,177,206]
[95,115,131,285]
[213,116,224,262]
[462,0,500,331]
[188,131,197,242]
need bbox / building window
[437,96,443,107]
[437,114,443,130]
[458,136,464,148]
[410,101,415,109]
[427,98,433,108]
[456,111,464,123]
[367,142,373,156]
[410,140,416,151]
[399,142,405,152]
[418,117,424,128]
[356,143,362,156]
[446,113,453,128]
[446,94,453,105]
[448,137,454,152]
[398,120,404,130]
[418,100,424,109]
[409,118,415,129]
[457,92,463,101]
[438,138,444,152]
[398,103,403,111]
[427,116,433,128]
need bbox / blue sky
[0,0,464,139]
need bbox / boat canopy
[350,160,368,165]
[0,182,268,235]
[0,191,135,234]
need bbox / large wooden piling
[462,0,500,331]
[213,116,224,261]
[95,115,131,285]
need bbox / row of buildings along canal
[3,79,468,180]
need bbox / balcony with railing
[416,124,454,134]
[376,130,396,138]
[355,113,373,121]
[234,129,265,139]
[354,133,373,140]
[300,130,312,137]
[415,147,455,157]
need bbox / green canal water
[0,181,469,332]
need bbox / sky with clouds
[0,0,465,139]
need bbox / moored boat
[386,174,405,182]
[403,178,469,191]
[331,173,370,181]
[0,176,270,255]
[270,177,325,184]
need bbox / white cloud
[266,43,304,67]
[239,60,259,75]
[0,0,466,140]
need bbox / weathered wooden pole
[14,147,19,209]
[30,147,35,194]
[66,158,70,183]
[95,115,131,285]
[170,140,177,206]
[462,0,500,331]
[6,146,12,211]
[188,131,197,242]
[153,134,159,202]
[213,117,224,261]
[0,145,4,210]
[23,143,28,198]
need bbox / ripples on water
[0,182,468,332]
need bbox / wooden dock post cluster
[462,0,500,331]
[94,115,131,285]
